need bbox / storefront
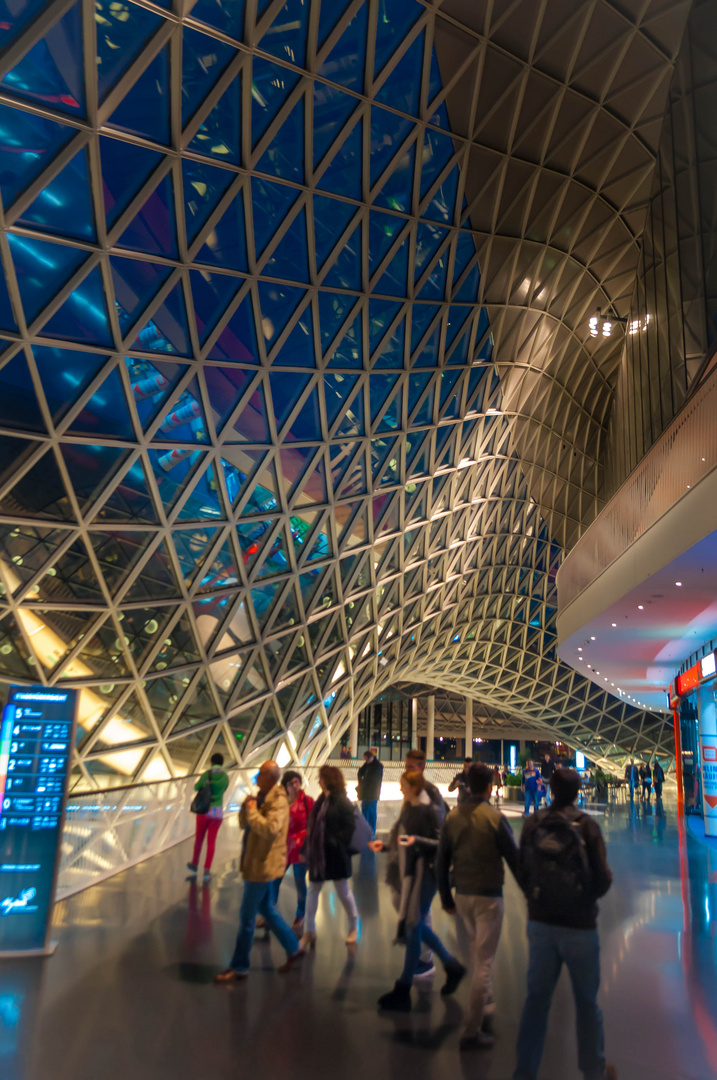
[673,649,717,832]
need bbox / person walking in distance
[540,752,555,806]
[522,759,540,815]
[301,765,359,949]
[437,764,519,1050]
[357,748,383,838]
[513,769,616,1080]
[215,761,303,982]
[624,759,639,800]
[652,759,665,800]
[188,752,229,882]
[639,762,652,804]
[371,770,465,1011]
[448,758,474,805]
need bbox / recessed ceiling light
[590,635,596,640]
[638,605,644,610]
[611,622,617,627]
[577,647,582,652]
[675,581,682,587]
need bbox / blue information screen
[0,685,77,953]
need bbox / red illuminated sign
[676,663,701,697]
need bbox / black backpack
[522,813,593,919]
[191,770,213,815]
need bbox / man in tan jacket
[216,761,304,981]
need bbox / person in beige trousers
[436,763,519,1050]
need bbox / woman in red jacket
[274,770,314,932]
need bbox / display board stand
[0,685,78,958]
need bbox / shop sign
[701,652,717,680]
[677,663,701,697]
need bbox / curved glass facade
[0,0,675,788]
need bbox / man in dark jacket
[437,764,519,1050]
[448,758,474,804]
[652,759,665,799]
[513,769,616,1080]
[540,753,555,805]
[357,748,383,837]
[624,758,639,800]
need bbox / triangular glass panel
[236,516,277,575]
[172,526,219,587]
[59,442,128,513]
[250,580,281,630]
[368,211,405,278]
[39,266,114,348]
[188,73,241,164]
[0,0,59,52]
[375,30,423,114]
[373,142,415,215]
[1,1,85,117]
[445,305,472,349]
[0,105,75,209]
[453,261,480,303]
[189,269,242,344]
[185,0,246,41]
[372,0,423,80]
[415,222,448,281]
[31,536,102,602]
[373,241,408,298]
[196,534,240,593]
[285,383,321,440]
[181,26,237,127]
[317,2,367,93]
[333,384,364,438]
[323,373,360,428]
[91,453,157,524]
[94,690,156,747]
[97,1,164,102]
[99,136,164,229]
[316,118,362,201]
[17,148,95,242]
[420,129,455,198]
[182,157,235,245]
[204,365,254,432]
[313,196,357,271]
[257,97,304,182]
[111,257,173,335]
[317,0,353,47]
[257,280,305,348]
[369,298,402,356]
[130,282,192,357]
[259,0,309,65]
[117,608,175,669]
[322,220,362,291]
[195,188,248,271]
[424,166,459,225]
[251,175,300,257]
[317,292,355,354]
[272,304,315,367]
[142,669,187,730]
[370,106,413,188]
[70,615,130,677]
[268,370,311,432]
[176,460,226,521]
[313,82,357,170]
[115,172,178,258]
[207,291,258,362]
[7,233,87,325]
[251,56,300,145]
[370,373,400,423]
[251,703,283,748]
[254,525,290,580]
[410,302,440,353]
[89,525,153,597]
[125,358,187,431]
[222,380,271,442]
[210,652,245,704]
[0,351,45,433]
[66,365,134,440]
[153,376,210,442]
[106,45,171,145]
[261,206,310,282]
[147,447,205,516]
[172,673,217,730]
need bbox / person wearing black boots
[370,769,465,1011]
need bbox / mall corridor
[2,801,714,1080]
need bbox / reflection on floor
[3,799,717,1080]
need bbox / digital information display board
[0,685,77,955]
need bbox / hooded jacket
[240,782,289,883]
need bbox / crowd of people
[624,758,665,803]
[186,747,618,1080]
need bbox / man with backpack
[513,768,616,1080]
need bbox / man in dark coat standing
[357,747,383,837]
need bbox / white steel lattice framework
[0,0,689,788]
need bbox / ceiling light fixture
[675,581,682,587]
[588,307,627,338]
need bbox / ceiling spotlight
[675,581,682,587]
[590,635,596,641]
[611,622,617,627]
[588,308,627,339]
[637,605,644,610]
[577,647,582,652]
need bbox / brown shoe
[277,950,305,974]
[255,916,266,929]
[214,968,248,983]
[605,1066,618,1080]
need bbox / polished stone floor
[3,798,717,1080]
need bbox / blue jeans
[400,874,454,984]
[361,799,378,837]
[272,863,308,919]
[514,921,605,1080]
[524,789,539,814]
[229,880,299,973]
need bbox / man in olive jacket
[216,760,303,982]
[436,764,519,1049]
